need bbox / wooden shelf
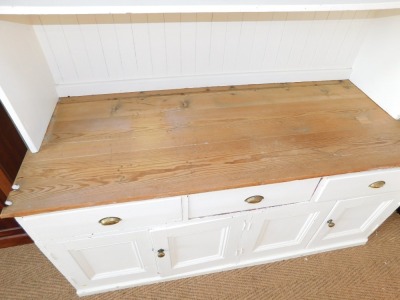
[2,80,400,218]
[1,0,400,15]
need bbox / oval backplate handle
[327,219,335,228]
[245,195,264,204]
[157,249,165,258]
[99,217,122,226]
[369,181,386,189]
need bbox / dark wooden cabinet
[0,102,32,248]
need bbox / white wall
[32,11,373,96]
[0,20,58,152]
[350,10,400,120]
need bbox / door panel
[42,230,158,289]
[308,194,400,249]
[151,216,246,276]
[240,202,334,263]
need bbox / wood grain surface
[2,80,400,218]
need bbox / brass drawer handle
[369,181,385,189]
[157,249,165,258]
[99,217,122,226]
[327,219,335,228]
[245,195,264,204]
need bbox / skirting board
[56,68,352,97]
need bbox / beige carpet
[1,213,399,300]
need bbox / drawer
[312,168,400,202]
[17,196,182,241]
[188,178,320,219]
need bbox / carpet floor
[1,213,399,300]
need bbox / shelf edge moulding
[1,1,400,14]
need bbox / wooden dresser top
[2,80,400,218]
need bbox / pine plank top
[2,80,400,218]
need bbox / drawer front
[188,178,320,219]
[312,168,400,202]
[17,196,182,241]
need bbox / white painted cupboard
[308,193,400,249]
[1,1,400,296]
[16,169,400,296]
[38,230,158,291]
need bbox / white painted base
[76,238,367,297]
[56,68,351,97]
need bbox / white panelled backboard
[0,20,58,152]
[33,11,373,96]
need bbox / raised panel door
[308,193,400,249]
[39,230,158,290]
[151,215,246,276]
[239,202,335,264]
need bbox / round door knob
[245,195,264,204]
[327,219,335,228]
[99,217,122,226]
[157,249,165,258]
[368,181,385,189]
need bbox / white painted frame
[1,0,400,14]
[0,20,58,153]
[350,10,400,119]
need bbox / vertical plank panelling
[95,15,124,79]
[262,13,287,69]
[208,13,227,73]
[337,10,372,66]
[112,14,138,78]
[285,12,315,69]
[195,13,213,74]
[148,14,167,77]
[31,16,63,83]
[299,12,330,69]
[76,15,109,81]
[310,12,340,67]
[164,14,181,76]
[249,12,273,70]
[275,13,300,69]
[222,13,243,73]
[333,11,359,66]
[321,11,348,67]
[59,15,93,81]
[180,13,196,75]
[131,14,153,77]
[31,11,377,95]
[235,13,258,71]
[39,15,78,82]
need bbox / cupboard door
[39,230,158,290]
[239,202,334,263]
[151,215,245,276]
[308,194,400,249]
